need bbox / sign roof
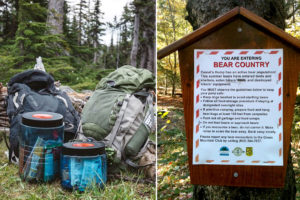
[157,7,300,59]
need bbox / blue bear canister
[19,112,64,182]
[61,141,107,191]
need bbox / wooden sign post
[158,7,300,188]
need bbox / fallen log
[0,121,9,129]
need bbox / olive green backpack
[80,65,155,168]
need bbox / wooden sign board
[193,49,283,166]
[158,7,300,188]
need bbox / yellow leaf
[161,111,169,119]
[166,120,171,124]
[160,125,167,131]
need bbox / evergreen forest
[0,0,155,91]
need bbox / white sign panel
[193,49,283,166]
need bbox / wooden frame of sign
[158,7,300,188]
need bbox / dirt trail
[157,95,183,108]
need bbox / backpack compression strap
[106,94,130,147]
[123,93,155,168]
[125,140,156,168]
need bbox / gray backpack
[80,65,156,168]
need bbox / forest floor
[0,138,155,200]
[157,95,193,200]
[157,94,300,200]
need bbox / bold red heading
[214,62,270,68]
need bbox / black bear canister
[19,112,64,182]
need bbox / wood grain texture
[178,17,300,188]
[158,7,300,60]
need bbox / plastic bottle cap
[72,143,95,147]
[32,114,53,119]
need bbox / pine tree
[76,0,88,45]
[13,0,73,82]
[16,0,49,57]
[118,4,134,65]
[106,34,116,68]
[0,0,16,39]
[68,15,79,47]
[90,0,105,64]
[104,16,119,68]
[130,0,155,72]
[63,1,70,37]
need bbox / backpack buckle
[107,81,115,87]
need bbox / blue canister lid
[62,141,106,156]
[22,112,63,128]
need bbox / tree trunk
[77,0,84,45]
[46,0,64,35]
[11,0,19,36]
[147,34,155,72]
[186,0,286,31]
[165,75,168,95]
[186,0,295,199]
[172,51,177,97]
[93,42,97,64]
[130,12,140,67]
[140,31,148,68]
[87,0,91,47]
[131,0,155,72]
[167,0,178,96]
[171,80,176,97]
[116,29,120,68]
[144,0,156,72]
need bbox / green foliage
[0,0,147,91]
[118,5,134,66]
[0,0,126,91]
[157,0,192,96]
[69,68,114,91]
[157,107,193,199]
[286,4,300,39]
[291,89,300,199]
[15,1,58,58]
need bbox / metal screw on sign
[233,172,238,178]
[237,27,242,32]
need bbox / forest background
[0,0,155,91]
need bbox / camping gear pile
[1,65,156,191]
